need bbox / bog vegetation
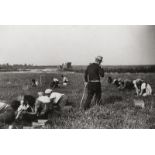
[0,70,155,129]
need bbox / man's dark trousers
[83,82,101,110]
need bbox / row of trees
[0,63,58,71]
[1,63,155,73]
[72,65,155,73]
[104,65,155,73]
[0,63,34,71]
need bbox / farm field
[0,71,155,129]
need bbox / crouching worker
[108,76,134,90]
[133,79,144,96]
[62,75,69,86]
[108,76,123,89]
[50,78,60,88]
[117,79,134,90]
[44,89,71,112]
[16,95,36,122]
[139,82,152,97]
[35,91,53,119]
[0,100,20,127]
[32,79,39,87]
[133,79,152,97]
[20,91,53,120]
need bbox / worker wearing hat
[45,89,53,96]
[35,89,53,118]
[83,56,104,110]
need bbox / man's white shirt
[50,92,64,103]
[63,77,68,82]
[141,83,152,96]
[37,96,51,103]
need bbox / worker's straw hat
[45,89,52,95]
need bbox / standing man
[83,56,104,110]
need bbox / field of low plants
[0,71,155,129]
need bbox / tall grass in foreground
[0,72,155,129]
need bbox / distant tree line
[0,63,34,71]
[1,63,155,73]
[72,65,155,73]
[0,63,58,72]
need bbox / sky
[0,25,155,66]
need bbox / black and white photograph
[1,1,155,155]
[0,25,155,129]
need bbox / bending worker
[83,56,104,110]
[133,79,152,97]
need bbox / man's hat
[45,89,52,94]
[95,56,103,62]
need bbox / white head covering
[45,89,52,95]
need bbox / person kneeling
[48,89,71,112]
[20,91,53,121]
[133,79,152,97]
[0,100,20,128]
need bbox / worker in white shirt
[61,75,69,86]
[35,91,52,118]
[44,89,70,111]
[133,79,144,96]
[133,79,152,96]
[139,82,152,97]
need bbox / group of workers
[16,89,69,121]
[50,75,69,88]
[83,56,153,111]
[0,81,70,128]
[107,76,152,97]
[32,75,69,88]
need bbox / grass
[0,71,155,129]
